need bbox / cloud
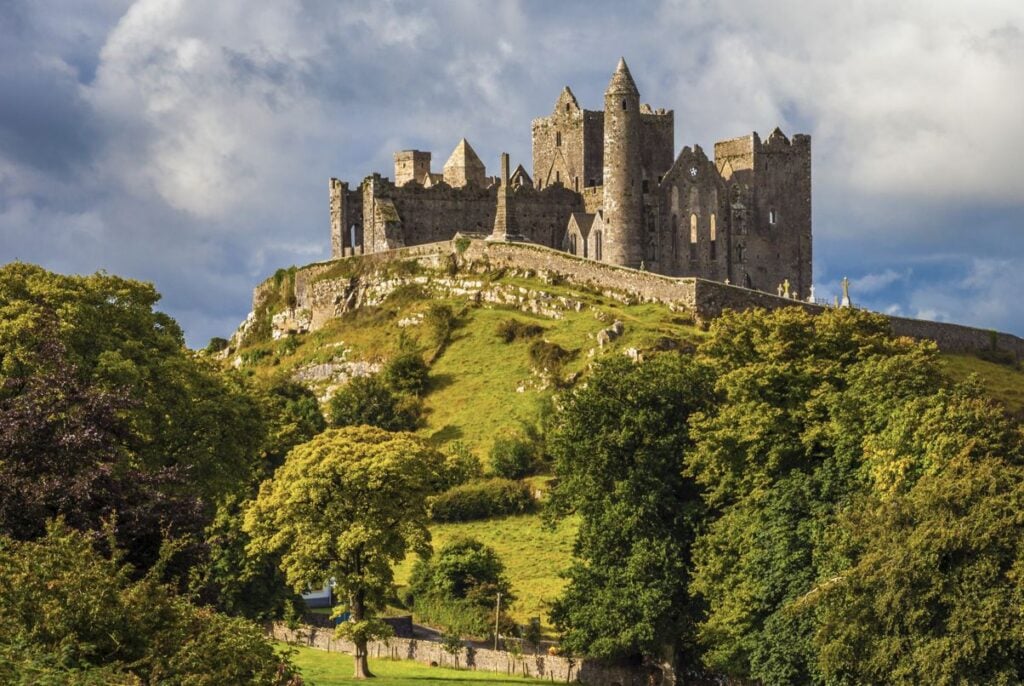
[1,0,1022,347]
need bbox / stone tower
[394,150,431,186]
[602,58,643,268]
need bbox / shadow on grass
[428,423,463,444]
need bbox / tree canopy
[244,425,444,677]
[547,353,712,671]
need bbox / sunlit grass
[284,644,549,686]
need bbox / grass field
[285,644,547,686]
[940,353,1024,414]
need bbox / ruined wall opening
[689,213,698,262]
[710,214,717,260]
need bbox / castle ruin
[329,59,812,298]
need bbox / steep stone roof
[444,138,485,173]
[605,57,639,96]
[568,212,596,238]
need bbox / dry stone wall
[269,623,655,686]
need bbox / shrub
[0,521,299,685]
[205,337,229,354]
[424,304,456,347]
[496,318,545,343]
[439,442,483,490]
[407,538,516,638]
[528,340,574,374]
[429,478,533,523]
[328,375,420,431]
[489,434,536,479]
[384,352,430,395]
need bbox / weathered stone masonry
[258,239,1024,358]
[327,58,812,299]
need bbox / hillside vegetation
[231,254,1024,634]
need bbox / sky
[1,0,1023,347]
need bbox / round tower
[602,57,643,268]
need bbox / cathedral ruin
[328,59,812,298]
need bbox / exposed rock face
[596,320,625,348]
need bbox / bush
[328,375,420,431]
[0,521,299,685]
[438,442,483,491]
[424,304,456,347]
[205,337,229,354]
[528,340,574,374]
[496,318,545,343]
[489,434,536,479]
[384,352,430,395]
[429,478,533,523]
[407,538,516,638]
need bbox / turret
[602,58,643,267]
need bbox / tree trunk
[354,638,373,679]
[658,642,678,686]
[351,591,375,678]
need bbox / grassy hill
[232,253,1024,630]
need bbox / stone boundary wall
[258,238,1024,357]
[269,623,653,686]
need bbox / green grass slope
[236,256,1024,633]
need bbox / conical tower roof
[605,57,639,96]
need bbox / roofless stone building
[329,59,812,298]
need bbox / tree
[327,375,420,431]
[809,388,1024,684]
[686,307,946,683]
[0,325,205,573]
[0,263,266,505]
[407,538,516,638]
[546,353,712,676]
[0,520,298,685]
[244,426,445,678]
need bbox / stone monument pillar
[488,153,522,242]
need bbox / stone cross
[808,284,816,303]
[782,278,791,299]
[840,276,851,308]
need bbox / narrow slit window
[689,214,698,261]
[769,208,777,225]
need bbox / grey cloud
[1,0,1023,347]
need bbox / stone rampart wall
[256,239,1024,358]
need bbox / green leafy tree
[0,520,298,685]
[808,388,1024,684]
[328,375,420,431]
[257,378,326,472]
[408,538,515,637]
[0,263,265,504]
[687,307,945,683]
[244,426,445,678]
[546,353,712,675]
